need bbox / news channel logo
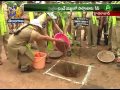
[105,4,113,11]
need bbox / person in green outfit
[0,1,9,65]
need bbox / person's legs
[83,26,87,41]
[91,24,98,47]
[3,33,9,59]
[112,23,120,67]
[103,25,108,45]
[76,26,82,46]
[18,53,33,73]
[18,46,34,73]
[116,23,120,58]
[97,27,103,45]
[111,26,117,53]
[87,20,92,47]
[0,36,3,65]
[116,21,120,49]
[108,25,112,50]
[71,21,75,46]
[71,26,76,46]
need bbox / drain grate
[44,60,93,85]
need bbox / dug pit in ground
[44,60,93,85]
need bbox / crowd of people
[0,1,120,73]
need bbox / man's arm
[31,30,62,42]
[64,12,72,35]
[38,35,58,42]
[52,20,63,33]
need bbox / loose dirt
[0,31,120,89]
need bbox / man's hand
[56,39,65,43]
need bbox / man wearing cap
[32,12,62,51]
[7,13,64,73]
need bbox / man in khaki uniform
[34,13,48,52]
[0,1,9,65]
[86,12,99,48]
[111,16,120,63]
[7,13,64,73]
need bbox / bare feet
[115,57,120,63]
[115,57,120,67]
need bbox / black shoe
[21,66,33,73]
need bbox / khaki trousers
[0,33,9,60]
[108,23,112,49]
[18,47,33,71]
[87,19,98,46]
[111,21,120,57]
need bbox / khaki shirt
[8,24,43,47]
[7,25,40,64]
